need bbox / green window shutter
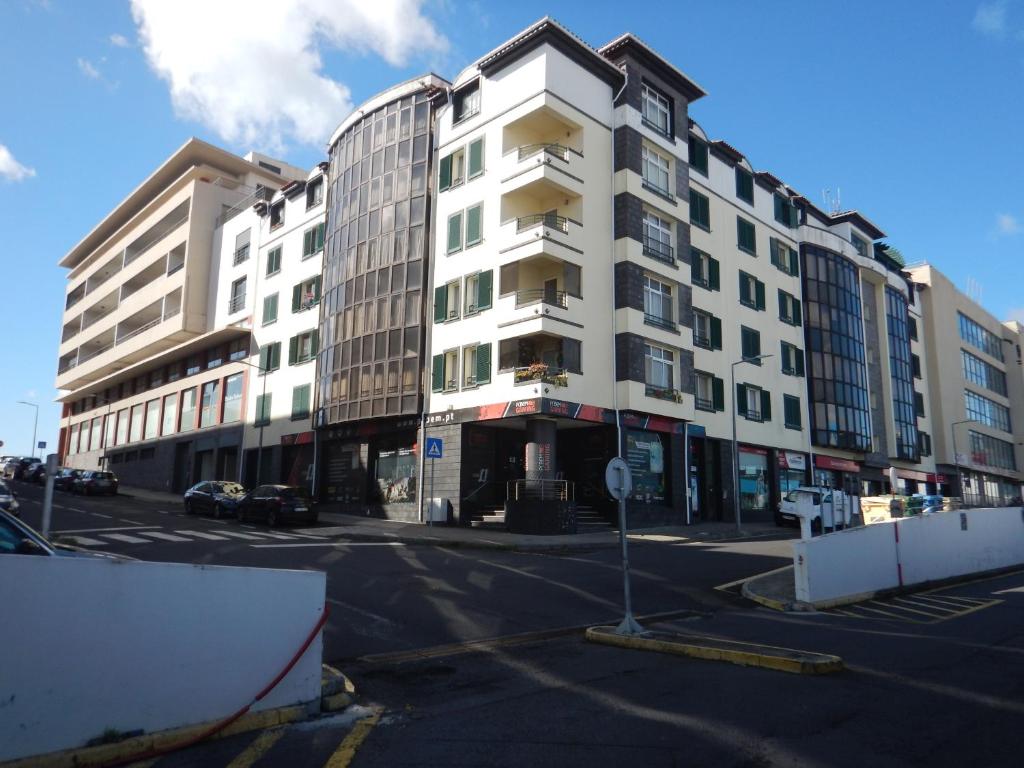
[310,330,319,356]
[313,275,322,302]
[447,212,463,253]
[303,229,312,258]
[315,223,325,252]
[736,383,746,415]
[755,280,766,310]
[789,248,799,276]
[792,299,802,326]
[710,316,723,350]
[431,355,444,392]
[465,205,482,245]
[691,252,703,283]
[468,138,484,178]
[712,376,725,411]
[778,289,786,321]
[292,284,302,312]
[761,390,771,422]
[476,343,491,384]
[780,340,788,372]
[477,269,492,310]
[288,336,298,365]
[259,346,269,371]
[439,154,452,191]
[708,258,720,290]
[272,343,281,370]
[433,285,447,323]
[795,349,805,377]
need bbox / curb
[584,626,844,675]
[321,664,357,713]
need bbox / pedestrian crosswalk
[58,526,325,549]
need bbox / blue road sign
[425,437,443,459]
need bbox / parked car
[72,470,119,496]
[775,486,833,530]
[24,461,46,484]
[236,485,317,526]
[1,459,17,480]
[0,481,20,517]
[0,507,130,559]
[53,468,82,492]
[183,481,246,518]
[2,457,36,481]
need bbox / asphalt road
[10,480,1024,767]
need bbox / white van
[775,486,833,529]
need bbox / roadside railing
[507,479,574,502]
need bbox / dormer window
[269,201,285,230]
[453,80,481,123]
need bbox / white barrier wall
[0,556,326,763]
[794,507,1024,605]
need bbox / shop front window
[375,441,417,504]
[626,430,666,504]
[739,449,768,514]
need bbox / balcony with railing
[642,233,675,265]
[227,292,246,314]
[123,199,190,268]
[498,333,578,391]
[645,383,684,403]
[513,363,568,388]
[502,104,584,180]
[497,253,580,325]
[643,310,676,333]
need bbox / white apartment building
[212,165,328,488]
[56,138,306,492]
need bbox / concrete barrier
[0,556,326,763]
[793,507,1024,605]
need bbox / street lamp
[731,354,772,535]
[16,401,38,459]
[950,419,977,507]
[233,358,269,485]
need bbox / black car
[0,508,130,559]
[53,468,82,492]
[24,462,46,484]
[0,480,20,517]
[236,485,317,526]
[183,481,246,518]
[72,470,119,496]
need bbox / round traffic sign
[605,457,632,501]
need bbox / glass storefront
[626,429,666,504]
[375,442,417,504]
[739,447,768,514]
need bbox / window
[223,373,243,423]
[467,138,484,179]
[914,391,925,417]
[688,135,708,176]
[778,290,802,325]
[206,347,223,369]
[641,145,671,196]
[774,194,799,228]
[306,177,323,209]
[430,349,460,392]
[105,412,116,447]
[302,222,326,259]
[129,403,144,442]
[689,189,710,230]
[453,80,480,123]
[911,353,922,378]
[770,238,799,276]
[233,229,251,265]
[641,83,672,136]
[738,272,765,310]
[851,233,868,258]
[259,341,281,373]
[179,391,196,433]
[918,431,932,457]
[162,393,177,436]
[735,167,754,204]
[266,246,282,276]
[115,408,129,444]
[269,201,284,230]
[447,210,463,253]
[465,203,482,247]
[291,384,311,420]
[434,280,461,322]
[439,147,465,192]
[463,270,493,315]
[642,211,674,263]
[289,330,319,365]
[695,371,725,412]
[737,217,757,254]
[737,383,770,422]
[461,342,492,387]
[262,293,278,325]
[229,276,246,313]
[780,341,805,376]
[144,399,159,440]
[643,275,674,329]
[292,275,322,312]
[784,395,802,430]
[693,309,722,350]
[964,389,1012,432]
[958,312,1004,361]
[691,249,719,290]
[644,344,674,389]
[255,393,272,426]
[200,381,220,428]
[908,316,918,341]
[229,338,247,361]
[740,326,761,361]
[961,349,1007,396]
[968,430,1016,471]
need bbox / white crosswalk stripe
[173,530,230,541]
[210,530,271,541]
[103,533,152,544]
[136,531,191,542]
[64,536,106,546]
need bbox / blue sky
[1,0,1021,458]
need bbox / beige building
[907,263,1023,504]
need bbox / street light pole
[731,355,772,535]
[16,401,38,458]
[951,419,976,507]
[234,358,269,485]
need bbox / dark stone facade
[614,261,645,310]
[614,192,644,243]
[615,332,647,383]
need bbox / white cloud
[0,143,36,181]
[972,1,1009,37]
[129,0,449,151]
[109,33,131,48]
[77,57,102,80]
[996,213,1020,234]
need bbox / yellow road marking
[324,708,383,768]
[930,598,1003,622]
[886,599,955,619]
[851,603,928,621]
[225,727,286,768]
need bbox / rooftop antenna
[822,187,842,214]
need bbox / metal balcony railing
[124,214,188,268]
[515,288,568,309]
[517,213,568,234]
[642,234,675,264]
[645,384,683,403]
[233,244,250,266]
[517,143,575,163]
[643,312,676,332]
[116,317,161,345]
[513,364,568,387]
[507,479,574,502]
[228,293,246,313]
[77,341,115,365]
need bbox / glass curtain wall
[885,286,919,461]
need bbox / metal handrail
[517,143,574,162]
[233,244,250,266]
[507,479,574,502]
[116,317,161,345]
[515,288,568,309]
[517,213,568,234]
[77,340,115,364]
[124,214,189,267]
[643,312,676,331]
[642,234,675,264]
[228,293,246,313]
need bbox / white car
[775,486,833,530]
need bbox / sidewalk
[117,485,790,552]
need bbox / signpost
[605,457,644,636]
[425,437,442,527]
[41,454,57,537]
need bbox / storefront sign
[425,399,686,433]
[280,431,314,446]
[814,455,861,473]
[895,468,930,482]
[778,451,806,470]
[739,445,768,456]
[926,473,947,483]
